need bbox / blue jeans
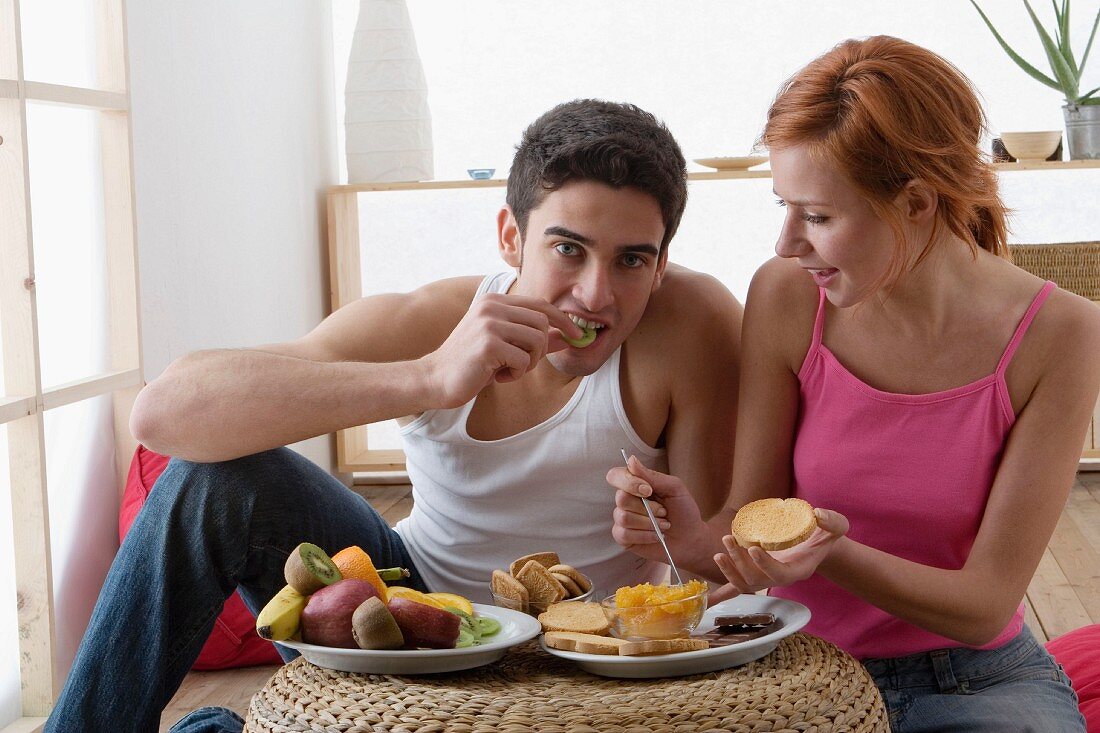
[863,625,1085,732]
[44,448,429,733]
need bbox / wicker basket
[244,633,888,732]
[1009,242,1100,301]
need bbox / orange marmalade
[609,580,708,639]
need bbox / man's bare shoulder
[638,263,743,338]
[289,275,483,363]
[623,263,743,386]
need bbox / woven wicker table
[245,632,887,732]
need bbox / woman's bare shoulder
[1032,286,1100,358]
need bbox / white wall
[128,1,340,471]
[331,0,1100,450]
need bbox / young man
[45,100,742,732]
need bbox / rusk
[515,560,567,605]
[509,551,560,578]
[618,637,710,656]
[544,631,627,655]
[537,602,611,635]
[731,497,817,551]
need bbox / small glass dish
[490,577,595,617]
[467,168,495,180]
[599,585,708,640]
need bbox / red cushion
[120,445,282,670]
[1047,624,1100,731]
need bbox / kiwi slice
[475,617,501,638]
[562,326,598,349]
[455,628,477,648]
[283,542,342,595]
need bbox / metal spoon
[620,449,684,586]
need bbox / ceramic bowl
[1000,131,1062,162]
[467,168,495,180]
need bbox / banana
[255,584,307,641]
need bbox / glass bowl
[599,585,708,640]
[467,168,495,180]
[489,576,594,617]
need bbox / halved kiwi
[352,596,404,650]
[283,542,342,595]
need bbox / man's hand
[420,293,584,409]
[607,456,715,572]
[709,509,848,602]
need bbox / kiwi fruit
[562,326,597,348]
[351,596,404,650]
[284,542,342,595]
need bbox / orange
[385,586,448,610]
[331,546,388,596]
[427,592,474,615]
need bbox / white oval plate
[540,594,810,679]
[694,156,769,170]
[276,603,541,675]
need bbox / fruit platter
[276,603,540,674]
[255,543,540,674]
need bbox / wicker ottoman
[245,632,887,732]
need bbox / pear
[300,579,379,648]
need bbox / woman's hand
[709,509,849,603]
[607,456,712,571]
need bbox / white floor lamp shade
[345,0,434,182]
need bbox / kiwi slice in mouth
[562,326,598,349]
[284,542,342,595]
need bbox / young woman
[609,36,1099,731]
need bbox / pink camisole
[770,281,1056,660]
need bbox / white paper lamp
[345,0,434,182]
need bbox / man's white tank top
[394,271,667,602]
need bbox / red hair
[761,36,1010,284]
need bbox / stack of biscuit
[489,551,592,615]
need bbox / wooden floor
[159,472,1100,731]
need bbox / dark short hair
[506,99,687,252]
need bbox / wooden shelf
[327,159,1100,473]
[328,159,1100,194]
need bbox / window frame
[0,0,142,726]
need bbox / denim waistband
[862,626,1040,693]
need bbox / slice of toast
[546,564,592,593]
[550,572,582,597]
[731,497,817,551]
[491,569,529,613]
[617,637,710,656]
[515,560,567,606]
[509,552,560,578]
[537,602,610,635]
[543,631,627,655]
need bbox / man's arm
[131,277,583,462]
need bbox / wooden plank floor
[159,472,1100,731]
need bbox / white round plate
[540,594,810,679]
[694,156,769,170]
[276,603,541,675]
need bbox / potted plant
[970,0,1100,159]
